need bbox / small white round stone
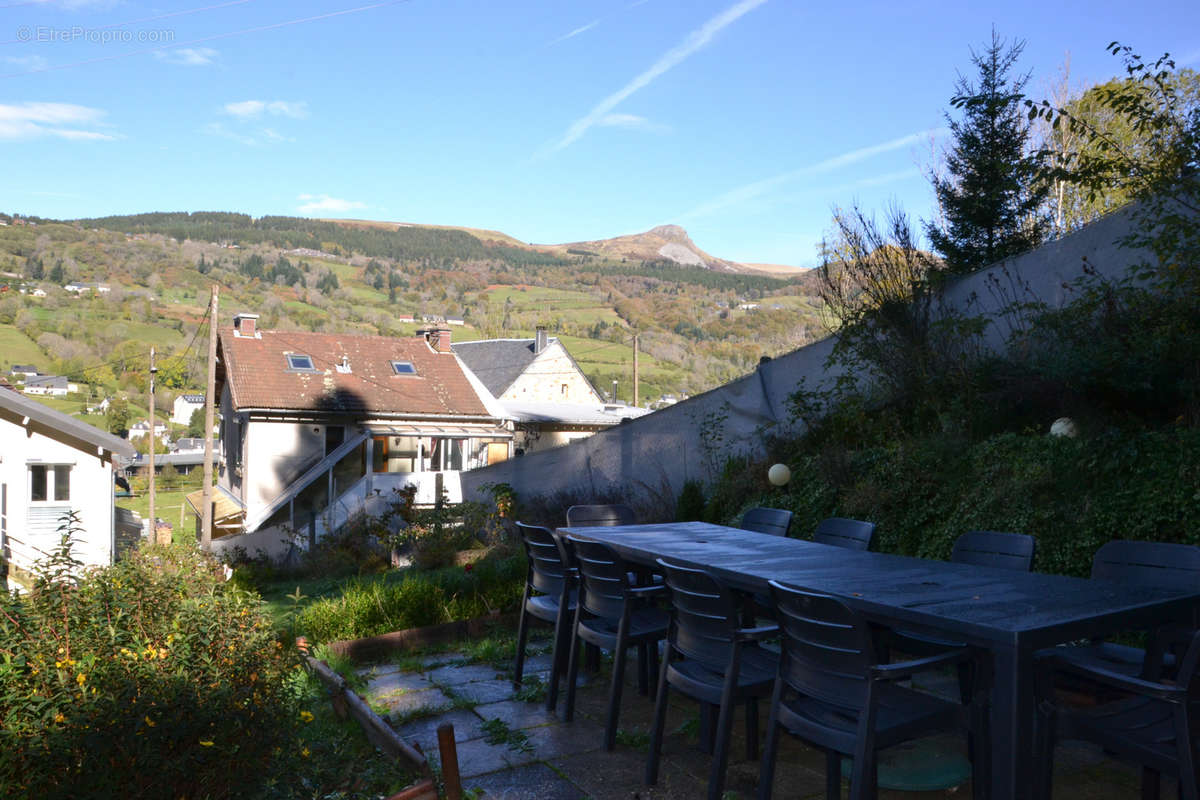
[1049,417,1078,438]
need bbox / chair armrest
[627,584,667,597]
[736,624,780,642]
[871,647,972,682]
[1038,652,1186,702]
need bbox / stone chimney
[233,312,260,338]
[421,327,452,353]
[534,326,548,354]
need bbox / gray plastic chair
[759,580,990,800]
[813,517,876,551]
[565,503,636,528]
[951,530,1036,572]
[1049,540,1200,681]
[740,507,794,538]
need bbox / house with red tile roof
[198,313,511,557]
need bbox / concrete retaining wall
[461,207,1154,510]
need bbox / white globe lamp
[767,463,791,487]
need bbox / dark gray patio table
[557,521,1200,800]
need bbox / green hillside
[0,214,825,405]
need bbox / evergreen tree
[49,260,65,284]
[927,31,1049,274]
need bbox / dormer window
[285,354,316,372]
[390,360,416,375]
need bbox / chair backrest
[517,521,569,597]
[769,580,875,712]
[1091,540,1200,590]
[740,507,794,538]
[1174,630,1200,698]
[566,536,630,620]
[657,558,741,672]
[951,530,1036,572]
[813,517,876,551]
[566,503,636,527]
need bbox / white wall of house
[172,397,204,425]
[0,417,117,570]
[501,342,603,404]
[240,418,331,518]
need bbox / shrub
[0,540,301,800]
[675,480,706,521]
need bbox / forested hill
[74,212,565,268]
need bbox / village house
[22,375,75,396]
[172,393,206,425]
[199,314,510,559]
[9,365,39,378]
[128,419,168,442]
[0,385,135,579]
[453,328,649,453]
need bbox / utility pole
[611,379,618,404]
[200,285,219,550]
[632,333,640,408]
[148,347,158,543]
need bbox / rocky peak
[648,224,690,242]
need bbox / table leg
[990,643,1034,800]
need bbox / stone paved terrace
[356,643,1171,799]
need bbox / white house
[199,314,511,559]
[22,375,74,396]
[452,327,604,405]
[128,420,168,442]
[452,329,647,453]
[172,393,206,425]
[0,386,135,578]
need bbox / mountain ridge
[321,218,806,275]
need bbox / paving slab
[364,670,435,697]
[391,708,486,752]
[521,721,607,760]
[428,663,505,686]
[552,747,708,800]
[475,699,561,731]
[453,678,517,705]
[465,762,584,800]
[447,736,517,779]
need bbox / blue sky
[2,0,1198,266]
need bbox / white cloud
[539,0,766,156]
[154,48,218,66]
[224,100,309,119]
[677,128,946,220]
[224,100,265,117]
[597,113,670,134]
[0,102,115,141]
[4,55,49,72]
[203,121,259,146]
[547,19,600,47]
[296,194,366,214]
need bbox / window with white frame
[29,464,71,502]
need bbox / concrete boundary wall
[462,207,1153,509]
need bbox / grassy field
[480,285,625,329]
[117,487,197,538]
[0,325,48,371]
